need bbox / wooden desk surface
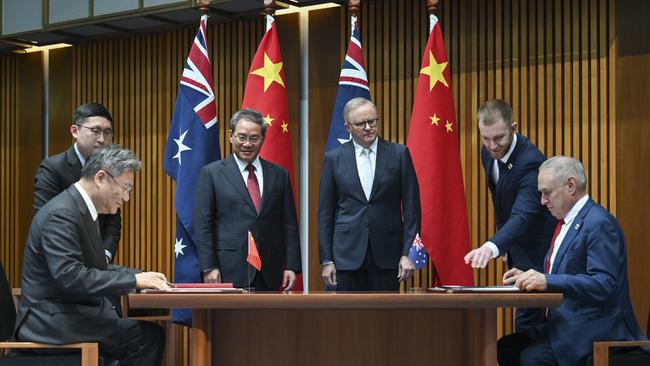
[128,291,562,309]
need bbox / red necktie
[545,219,565,273]
[246,164,261,213]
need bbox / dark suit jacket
[193,155,301,288]
[33,145,121,260]
[15,186,139,344]
[534,198,646,366]
[0,261,16,341]
[318,138,421,271]
[482,134,556,271]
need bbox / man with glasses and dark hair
[33,102,121,263]
[16,145,169,366]
[194,108,301,291]
[318,97,421,291]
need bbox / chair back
[0,262,16,341]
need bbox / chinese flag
[242,15,302,291]
[247,231,262,271]
[406,14,474,286]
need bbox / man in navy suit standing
[497,156,646,366]
[194,109,301,291]
[318,97,421,291]
[464,99,556,330]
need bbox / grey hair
[477,99,514,127]
[343,97,377,123]
[230,108,267,137]
[81,145,142,179]
[539,156,587,191]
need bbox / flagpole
[198,0,210,16]
[428,0,439,32]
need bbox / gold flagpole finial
[427,0,439,14]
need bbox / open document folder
[428,285,520,293]
[140,283,245,294]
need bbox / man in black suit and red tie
[33,103,121,263]
[194,108,301,291]
[318,97,421,291]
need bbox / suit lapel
[259,158,275,214]
[223,156,258,215]
[66,146,82,178]
[369,138,387,201]
[343,142,367,202]
[551,198,594,273]
[68,187,106,268]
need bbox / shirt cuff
[483,242,500,258]
[321,261,334,266]
[104,250,112,262]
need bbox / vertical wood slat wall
[310,0,615,338]
[67,19,266,365]
[0,0,621,363]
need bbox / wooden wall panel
[309,0,618,338]
[616,0,650,335]
[0,53,44,288]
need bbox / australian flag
[408,233,428,270]
[325,15,371,152]
[163,14,220,326]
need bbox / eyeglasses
[77,125,114,138]
[233,134,262,144]
[104,170,133,196]
[349,118,379,129]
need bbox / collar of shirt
[233,154,264,196]
[73,182,98,221]
[500,133,517,164]
[353,138,379,157]
[73,143,86,166]
[548,194,590,272]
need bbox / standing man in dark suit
[34,103,121,263]
[464,99,556,329]
[318,97,421,291]
[498,156,646,366]
[15,145,169,365]
[194,109,301,291]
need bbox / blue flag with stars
[325,15,371,151]
[408,234,428,270]
[163,15,220,326]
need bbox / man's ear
[567,176,578,195]
[70,124,79,139]
[94,170,108,187]
[511,121,518,133]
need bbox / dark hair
[229,108,267,137]
[81,145,141,179]
[73,103,113,126]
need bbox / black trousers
[497,332,589,366]
[336,244,399,292]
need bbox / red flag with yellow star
[406,14,473,286]
[242,15,295,187]
[242,15,302,291]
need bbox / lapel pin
[574,223,580,230]
[507,163,513,170]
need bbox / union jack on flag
[325,16,371,152]
[163,14,221,326]
[408,233,428,270]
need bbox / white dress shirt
[547,194,589,273]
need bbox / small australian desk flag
[408,233,428,270]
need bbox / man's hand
[281,270,296,291]
[204,269,221,283]
[397,256,415,282]
[134,272,171,291]
[321,263,337,287]
[464,246,493,268]
[503,267,547,291]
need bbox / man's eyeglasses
[104,170,133,196]
[233,134,262,144]
[349,118,379,129]
[77,125,114,138]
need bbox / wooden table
[128,291,562,366]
